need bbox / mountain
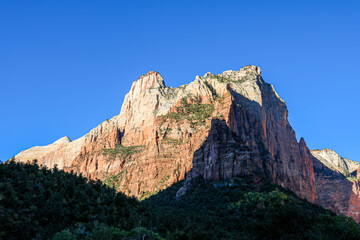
[13,65,360,221]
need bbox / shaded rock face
[14,65,316,202]
[181,78,317,202]
[312,150,360,221]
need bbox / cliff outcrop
[311,148,359,175]
[311,149,360,221]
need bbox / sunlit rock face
[311,148,360,175]
[312,149,360,221]
[15,65,317,204]
[14,136,85,170]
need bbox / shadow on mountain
[175,81,286,197]
[185,118,253,179]
[312,155,356,215]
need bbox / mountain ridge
[13,65,360,221]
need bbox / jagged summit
[133,65,262,94]
[116,65,276,136]
[131,71,165,91]
[241,65,262,75]
[198,65,262,82]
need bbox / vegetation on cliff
[101,144,144,161]
[1,161,360,240]
[161,97,214,128]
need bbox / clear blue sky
[1,1,359,162]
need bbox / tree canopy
[1,161,360,239]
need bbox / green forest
[1,161,360,240]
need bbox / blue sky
[1,0,359,161]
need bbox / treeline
[0,161,160,240]
[1,161,360,239]
[142,178,360,239]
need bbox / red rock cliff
[312,149,360,221]
[15,66,316,202]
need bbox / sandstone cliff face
[14,66,317,203]
[311,149,360,175]
[312,149,360,221]
[14,136,85,170]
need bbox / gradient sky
[1,0,359,162]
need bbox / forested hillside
[1,161,360,240]
[0,161,160,240]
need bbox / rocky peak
[131,71,165,93]
[240,65,262,75]
[299,137,306,147]
[311,148,360,175]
